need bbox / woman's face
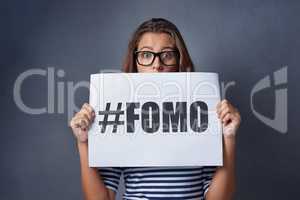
[136,32,179,73]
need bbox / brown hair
[122,18,194,72]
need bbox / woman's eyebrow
[161,46,176,51]
[139,46,176,51]
[139,46,153,50]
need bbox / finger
[83,108,96,122]
[79,109,93,122]
[72,116,89,130]
[82,105,94,116]
[82,104,95,121]
[69,117,77,129]
[219,107,230,119]
[217,101,227,115]
[70,115,83,129]
[222,113,232,125]
[216,101,222,110]
[82,103,94,114]
[73,111,89,126]
[220,102,236,116]
[220,100,231,110]
[79,117,89,129]
[217,100,228,115]
[221,99,229,106]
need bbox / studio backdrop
[0,0,298,199]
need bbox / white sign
[89,72,223,167]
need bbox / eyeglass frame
[134,50,180,67]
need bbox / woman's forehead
[137,32,176,50]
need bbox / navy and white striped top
[98,166,217,200]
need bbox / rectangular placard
[89,72,223,167]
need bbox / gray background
[1,0,298,199]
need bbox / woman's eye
[162,52,174,60]
[142,52,152,59]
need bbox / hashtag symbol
[98,103,124,133]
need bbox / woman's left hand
[216,99,241,138]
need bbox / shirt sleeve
[97,167,123,193]
[202,166,218,197]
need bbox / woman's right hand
[69,103,95,143]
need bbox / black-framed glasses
[135,50,179,66]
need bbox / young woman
[70,18,241,200]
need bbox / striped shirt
[98,166,217,200]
